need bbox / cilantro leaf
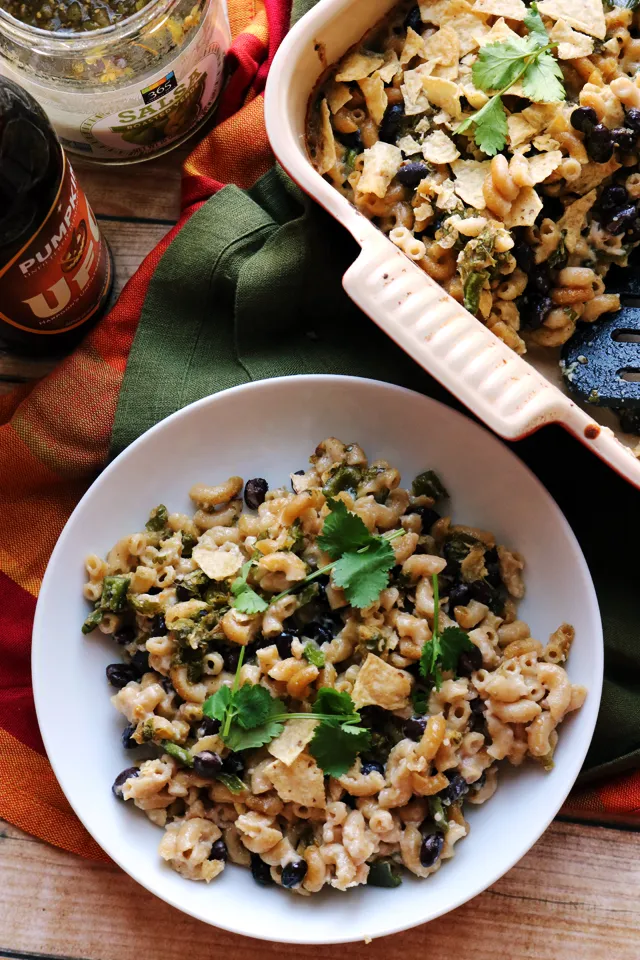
[472,38,530,92]
[314,687,356,717]
[224,716,285,751]
[231,560,268,614]
[303,642,326,668]
[420,632,442,683]
[522,52,565,103]
[233,684,282,729]
[202,685,232,722]
[309,720,371,777]
[317,498,374,559]
[332,538,397,608]
[472,95,509,156]
[438,626,475,672]
[523,2,548,44]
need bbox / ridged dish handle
[342,230,640,487]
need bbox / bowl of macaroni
[32,375,602,943]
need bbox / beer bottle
[0,76,113,354]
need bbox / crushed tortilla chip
[356,141,403,197]
[402,63,433,115]
[472,0,526,19]
[527,150,563,183]
[537,0,605,39]
[476,16,521,46]
[533,134,561,151]
[315,98,337,175]
[424,25,460,65]
[335,50,384,82]
[359,74,388,125]
[401,25,426,64]
[265,753,326,809]
[504,186,543,227]
[378,49,401,83]
[550,18,595,59]
[558,190,597,251]
[351,654,412,711]
[432,63,459,81]
[267,719,318,766]
[192,539,244,580]
[397,134,424,154]
[566,157,621,196]
[325,81,352,115]
[451,14,491,54]
[435,178,462,210]
[507,103,560,147]
[451,158,491,208]
[422,129,460,163]
[460,80,489,108]
[423,75,462,118]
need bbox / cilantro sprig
[456,4,565,156]
[419,574,475,691]
[230,498,404,615]
[202,651,370,776]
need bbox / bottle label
[0,155,111,334]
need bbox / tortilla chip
[351,653,412,711]
[335,50,385,82]
[435,178,462,210]
[557,190,597,251]
[267,719,318,766]
[424,25,460,65]
[476,17,521,46]
[473,0,526,19]
[433,63,459,80]
[537,0,605,39]
[460,80,489,109]
[422,129,460,163]
[356,141,403,198]
[401,25,426,64]
[423,75,462,118]
[533,134,561,151]
[325,81,352,115]
[565,158,621,196]
[315,98,337,175]
[359,74,388,126]
[504,187,543,228]
[192,539,244,580]
[402,63,433,115]
[527,150,563,184]
[550,19,595,59]
[452,14,491,54]
[397,134,424,154]
[451,158,491,208]
[378,49,401,83]
[265,753,326,809]
[507,103,560,147]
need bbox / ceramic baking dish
[264,0,640,487]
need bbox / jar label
[0,156,111,334]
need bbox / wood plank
[0,218,169,393]
[74,150,186,223]
[1,819,638,960]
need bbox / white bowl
[32,375,602,944]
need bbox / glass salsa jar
[0,0,230,163]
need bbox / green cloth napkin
[112,147,639,787]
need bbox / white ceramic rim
[32,375,603,943]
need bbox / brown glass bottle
[0,76,113,355]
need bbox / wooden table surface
[2,153,640,959]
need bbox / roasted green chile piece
[367,859,403,888]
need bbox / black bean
[613,127,637,153]
[112,766,138,799]
[151,614,166,635]
[379,103,404,143]
[403,4,422,32]
[600,184,628,213]
[403,715,427,740]
[419,831,444,868]
[396,161,429,187]
[223,752,245,777]
[468,580,494,606]
[114,625,135,646]
[121,723,137,749]
[512,239,535,274]
[130,650,150,676]
[457,645,483,677]
[361,761,385,776]
[626,107,640,132]
[209,839,228,862]
[251,853,274,885]
[106,663,138,688]
[484,547,501,589]
[448,581,471,611]
[193,751,223,779]
[605,204,637,235]
[245,478,269,510]
[586,124,614,163]
[519,294,552,331]
[339,129,363,151]
[175,584,191,601]
[408,506,440,532]
[222,646,241,673]
[439,772,470,805]
[274,631,296,659]
[281,859,308,888]
[196,716,221,738]
[303,620,334,644]
[530,264,551,295]
[570,106,597,133]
